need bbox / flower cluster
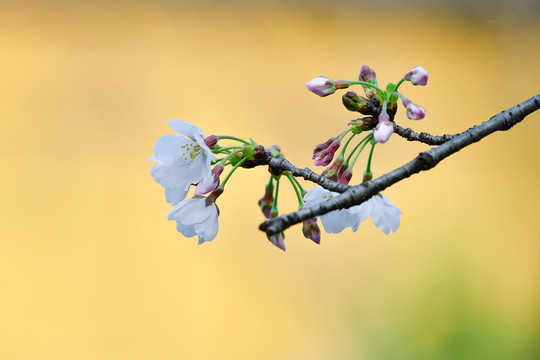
[149,65,429,250]
[149,120,265,245]
[305,64,428,144]
[299,65,429,237]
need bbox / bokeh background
[1,0,539,359]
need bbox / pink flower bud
[304,76,336,97]
[195,164,224,195]
[313,140,340,166]
[373,121,394,144]
[204,135,218,148]
[302,219,321,244]
[313,138,334,154]
[378,111,390,123]
[338,169,353,185]
[359,65,377,84]
[258,180,275,219]
[268,232,286,251]
[321,156,344,181]
[404,66,428,86]
[406,103,426,120]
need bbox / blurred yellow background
[1,1,539,359]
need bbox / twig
[260,93,540,236]
[393,124,457,145]
[265,157,350,193]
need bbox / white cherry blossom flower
[303,185,362,234]
[404,66,429,86]
[168,197,219,244]
[373,120,394,143]
[304,76,336,97]
[352,193,402,234]
[149,120,216,205]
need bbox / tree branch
[265,157,350,193]
[260,93,540,236]
[393,124,458,145]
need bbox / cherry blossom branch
[260,93,540,236]
[264,157,350,193]
[393,124,458,145]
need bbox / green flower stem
[348,81,386,97]
[288,174,307,198]
[218,149,243,166]
[394,78,405,92]
[336,127,353,143]
[365,142,376,176]
[213,146,244,154]
[216,135,250,145]
[345,133,373,168]
[286,172,304,209]
[339,131,357,157]
[219,153,248,189]
[271,177,281,214]
[265,174,273,189]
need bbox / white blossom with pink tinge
[373,121,394,143]
[351,194,402,234]
[168,197,219,244]
[406,103,426,120]
[149,120,216,205]
[304,76,336,97]
[404,66,429,86]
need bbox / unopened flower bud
[373,121,394,144]
[313,140,340,166]
[363,170,373,182]
[404,66,429,86]
[406,103,426,120]
[378,111,390,123]
[268,232,286,251]
[205,187,224,206]
[342,91,370,113]
[361,117,377,131]
[204,135,218,148]
[359,64,378,84]
[304,76,336,97]
[338,169,353,185]
[321,156,345,181]
[302,218,321,244]
[258,180,274,219]
[195,164,224,195]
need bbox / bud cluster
[305,64,429,145]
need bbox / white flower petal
[177,222,197,238]
[168,119,205,139]
[168,198,220,244]
[165,187,189,206]
[303,185,329,203]
[153,134,186,166]
[320,209,350,234]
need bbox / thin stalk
[270,177,281,214]
[287,173,304,209]
[216,135,250,145]
[394,78,405,92]
[219,155,248,189]
[345,133,373,168]
[288,174,307,198]
[213,146,244,154]
[348,81,385,95]
[365,142,376,176]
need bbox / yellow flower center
[180,141,202,166]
